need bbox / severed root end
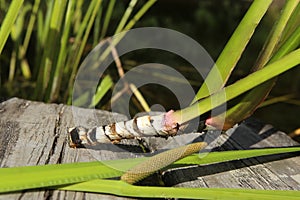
[162,110,180,136]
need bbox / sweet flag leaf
[0,146,299,195]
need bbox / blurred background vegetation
[0,0,299,133]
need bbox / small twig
[108,38,150,112]
[110,84,129,104]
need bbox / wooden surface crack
[45,105,66,165]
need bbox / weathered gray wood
[0,98,134,200]
[163,119,300,190]
[0,98,299,199]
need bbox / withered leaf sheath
[68,112,179,148]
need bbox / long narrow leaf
[214,36,300,129]
[0,0,24,54]
[59,179,300,200]
[90,74,113,107]
[68,0,156,104]
[192,0,273,103]
[93,5,102,46]
[177,48,300,124]
[100,0,116,39]
[207,0,300,129]
[22,0,40,53]
[123,0,156,31]
[177,147,300,165]
[35,0,68,100]
[114,0,138,34]
[254,0,300,70]
[1,146,300,193]
[280,3,300,45]
[47,0,76,101]
[66,0,103,104]
[0,161,127,193]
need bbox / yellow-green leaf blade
[192,0,273,103]
[60,179,300,200]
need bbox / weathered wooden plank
[163,119,300,190]
[0,98,134,200]
[0,98,63,167]
[0,98,299,200]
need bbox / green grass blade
[100,0,116,39]
[9,3,31,81]
[259,94,295,108]
[22,0,40,54]
[214,23,300,129]
[280,3,300,45]
[19,0,40,79]
[1,146,300,194]
[34,0,68,100]
[177,48,300,124]
[123,0,157,31]
[274,25,300,59]
[72,0,84,34]
[0,0,24,54]
[177,147,300,165]
[93,5,102,46]
[254,0,299,70]
[70,0,103,79]
[68,0,156,104]
[114,0,138,34]
[207,0,300,129]
[0,162,122,193]
[0,158,146,193]
[66,0,103,104]
[10,4,31,42]
[192,0,272,103]
[88,0,157,68]
[64,0,97,86]
[40,1,54,47]
[19,50,31,79]
[90,74,113,107]
[8,50,16,82]
[47,0,76,102]
[60,146,300,199]
[59,179,300,200]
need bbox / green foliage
[192,0,273,102]
[186,0,300,129]
[177,48,300,124]
[0,0,24,54]
[0,0,156,104]
[60,180,300,200]
[90,74,113,107]
[1,0,300,199]
[212,0,300,129]
[1,147,300,199]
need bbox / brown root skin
[163,110,180,136]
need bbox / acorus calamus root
[68,110,181,148]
